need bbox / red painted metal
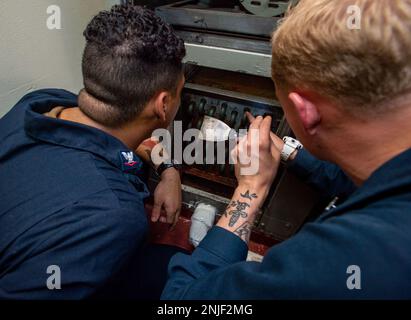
[145,203,280,256]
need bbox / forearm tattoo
[234,222,252,242]
[240,190,258,200]
[225,200,250,227]
[224,190,258,228]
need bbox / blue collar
[23,89,144,176]
[319,147,411,220]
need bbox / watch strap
[281,137,303,163]
[156,160,182,176]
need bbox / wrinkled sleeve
[0,206,147,300]
[162,219,377,300]
[287,149,357,198]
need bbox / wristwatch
[156,159,182,177]
[281,136,303,163]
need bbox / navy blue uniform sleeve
[287,149,356,198]
[0,205,147,300]
[162,216,402,300]
[161,227,248,299]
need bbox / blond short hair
[271,0,411,116]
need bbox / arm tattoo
[224,190,258,227]
[240,190,258,200]
[234,222,252,242]
[225,200,250,227]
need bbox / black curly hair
[80,4,186,127]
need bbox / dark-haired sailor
[0,5,186,299]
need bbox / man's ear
[289,92,321,135]
[153,91,169,122]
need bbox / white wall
[0,0,119,117]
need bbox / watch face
[284,136,302,148]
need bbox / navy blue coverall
[162,141,411,299]
[0,89,182,299]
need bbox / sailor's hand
[245,112,285,150]
[232,115,281,206]
[151,168,182,228]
